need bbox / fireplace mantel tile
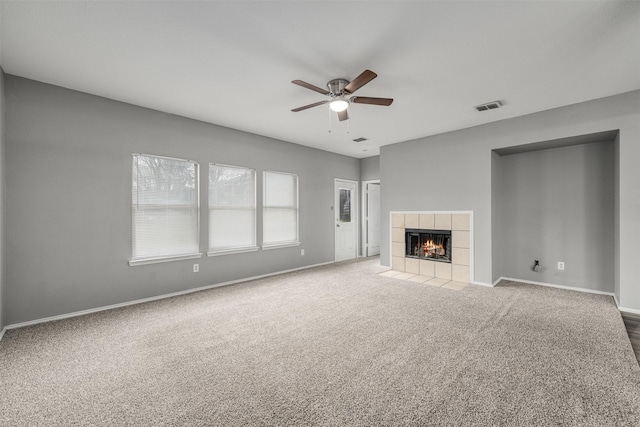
[392,214,405,228]
[434,214,452,230]
[419,214,435,229]
[392,228,405,243]
[405,213,419,228]
[452,248,470,266]
[392,242,405,258]
[452,230,470,249]
[452,214,470,231]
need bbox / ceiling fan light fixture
[329,99,349,112]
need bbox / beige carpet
[1,257,639,426]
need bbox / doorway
[334,179,358,261]
[363,181,380,256]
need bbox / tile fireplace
[391,212,472,283]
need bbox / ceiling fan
[291,69,393,121]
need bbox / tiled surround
[391,212,472,283]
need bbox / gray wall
[360,155,380,182]
[4,76,359,325]
[380,90,640,310]
[0,68,5,331]
[496,142,614,292]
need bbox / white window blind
[209,164,257,253]
[263,171,299,247]
[132,154,200,262]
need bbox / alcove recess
[391,212,471,282]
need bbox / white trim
[6,260,335,331]
[362,180,381,257]
[208,246,259,257]
[0,327,6,342]
[618,306,640,316]
[261,242,301,250]
[471,281,495,287]
[498,276,615,297]
[132,152,198,164]
[128,252,203,266]
[335,178,360,261]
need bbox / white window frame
[129,153,202,266]
[207,163,258,256]
[262,171,300,249]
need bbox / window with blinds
[208,164,257,254]
[263,171,299,248]
[131,154,200,264]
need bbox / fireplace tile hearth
[379,269,469,291]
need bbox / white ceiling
[1,1,639,159]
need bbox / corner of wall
[0,66,5,334]
[490,150,503,283]
[613,132,620,305]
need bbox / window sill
[261,242,301,251]
[129,253,203,267]
[207,246,259,257]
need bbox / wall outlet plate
[557,261,565,270]
[193,264,199,273]
[301,249,305,256]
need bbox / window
[130,154,200,265]
[263,171,299,248]
[208,164,257,255]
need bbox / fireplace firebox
[405,229,452,263]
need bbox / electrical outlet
[557,262,565,271]
[193,264,199,273]
[301,249,305,256]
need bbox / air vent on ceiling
[353,137,368,142]
[475,100,503,112]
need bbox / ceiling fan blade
[338,109,349,122]
[351,96,394,106]
[291,100,329,112]
[344,70,377,94]
[291,80,330,95]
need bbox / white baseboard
[6,260,335,331]
[498,276,615,297]
[618,306,640,316]
[471,280,495,287]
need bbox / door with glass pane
[334,179,358,261]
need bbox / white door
[335,179,358,261]
[365,182,380,256]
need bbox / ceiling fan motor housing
[327,78,350,97]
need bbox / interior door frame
[334,178,359,261]
[361,179,381,257]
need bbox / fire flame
[422,240,445,256]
